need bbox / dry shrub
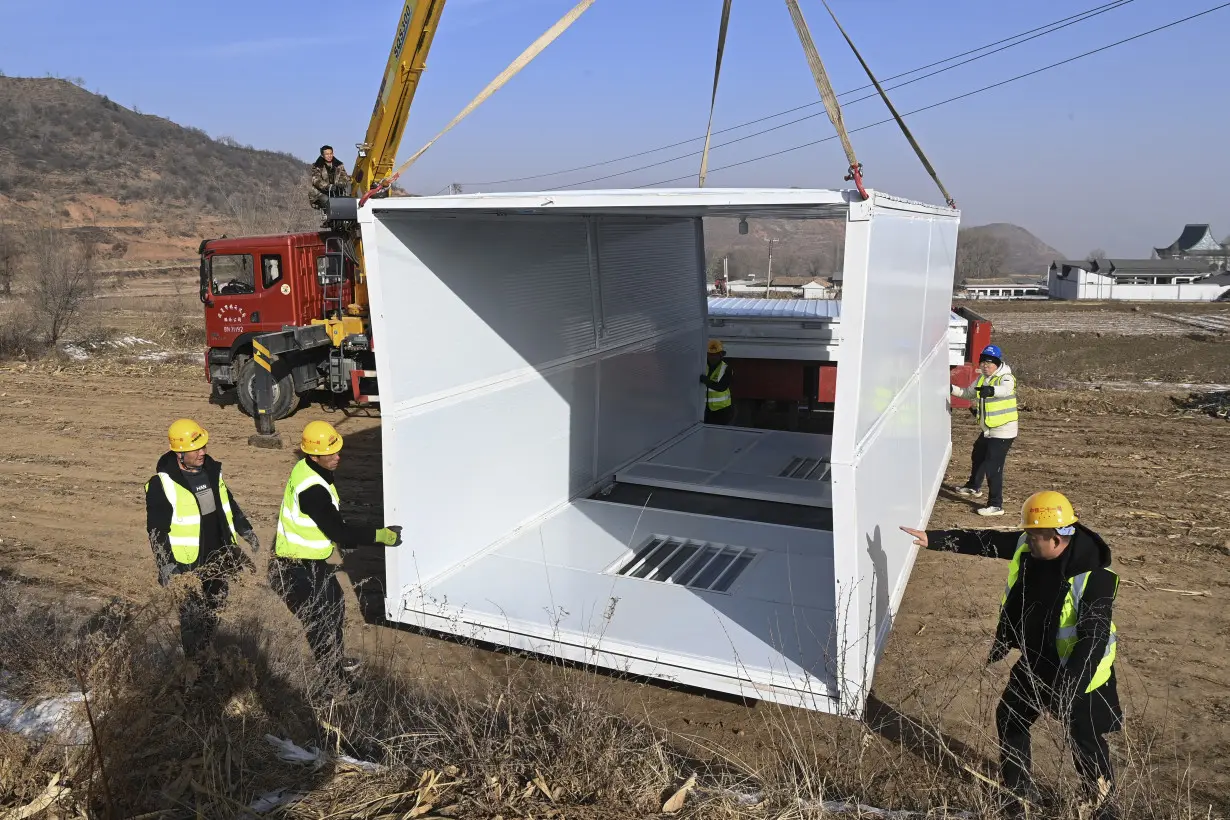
[1,579,1222,819]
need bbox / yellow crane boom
[351,0,448,195]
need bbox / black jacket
[926,523,1117,695]
[295,458,378,550]
[146,451,252,570]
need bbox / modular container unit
[360,188,960,715]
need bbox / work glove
[977,385,995,398]
[239,529,261,553]
[986,639,1010,665]
[375,526,403,547]
[157,561,176,588]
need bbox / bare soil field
[2,290,1229,815]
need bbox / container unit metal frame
[359,188,959,716]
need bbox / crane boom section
[351,0,448,193]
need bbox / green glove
[375,526,403,547]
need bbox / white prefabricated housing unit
[361,188,960,715]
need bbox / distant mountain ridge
[961,222,1065,278]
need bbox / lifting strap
[698,0,734,188]
[820,0,956,209]
[784,0,866,199]
[361,0,598,205]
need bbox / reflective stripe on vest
[274,459,339,560]
[145,471,237,565]
[976,371,1018,428]
[706,360,732,410]
[1001,535,1118,693]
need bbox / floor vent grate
[613,536,757,593]
[779,456,830,480]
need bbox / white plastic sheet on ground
[251,735,383,813]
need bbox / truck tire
[234,354,297,420]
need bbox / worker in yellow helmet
[901,491,1121,819]
[700,339,734,425]
[268,420,403,694]
[144,419,260,658]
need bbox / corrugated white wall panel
[597,219,705,346]
[596,330,701,477]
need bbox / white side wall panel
[829,194,959,715]
[371,216,595,402]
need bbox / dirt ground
[2,292,1229,811]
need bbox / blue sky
[4,0,1228,258]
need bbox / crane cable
[783,0,866,199]
[360,0,598,205]
[821,0,956,209]
[698,0,734,188]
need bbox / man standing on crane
[308,145,352,210]
[952,344,1017,516]
[901,491,1122,819]
[145,419,260,658]
[701,339,734,425]
[268,420,403,694]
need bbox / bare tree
[24,226,99,344]
[954,231,1008,289]
[1086,248,1108,264]
[0,224,21,297]
[224,188,319,237]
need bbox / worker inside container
[700,339,734,425]
[309,145,352,210]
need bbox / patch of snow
[250,788,308,813]
[0,692,87,742]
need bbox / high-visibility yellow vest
[706,360,732,411]
[1001,536,1118,693]
[144,472,238,565]
[976,371,1018,428]
[274,459,339,560]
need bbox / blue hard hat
[980,344,1003,360]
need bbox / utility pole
[448,183,463,195]
[765,238,775,298]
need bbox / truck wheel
[234,354,297,420]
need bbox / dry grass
[1,576,1222,820]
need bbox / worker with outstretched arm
[145,419,260,658]
[268,420,402,694]
[952,343,1018,516]
[700,339,734,425]
[901,491,1122,819]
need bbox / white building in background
[1047,258,1230,301]
[961,283,1047,300]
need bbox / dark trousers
[705,405,735,425]
[996,662,1121,800]
[179,575,229,658]
[268,557,346,677]
[967,434,1014,506]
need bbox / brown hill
[960,222,1064,278]
[0,77,319,261]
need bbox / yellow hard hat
[1021,490,1078,530]
[168,418,209,453]
[301,420,343,456]
[707,339,724,354]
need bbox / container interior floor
[393,425,840,706]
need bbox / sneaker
[977,506,1005,517]
[955,486,984,498]
[340,656,363,674]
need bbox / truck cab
[199,231,368,418]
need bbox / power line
[632,1,1230,189]
[548,0,1138,191]
[460,0,1135,188]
